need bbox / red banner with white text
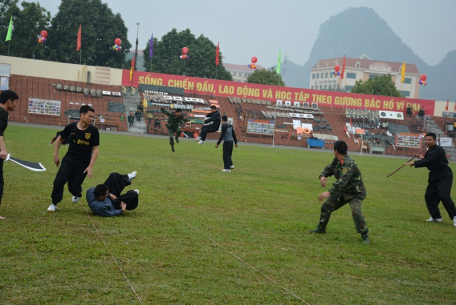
[122,70,435,113]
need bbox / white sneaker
[426,217,442,222]
[222,169,231,172]
[72,196,80,203]
[198,140,205,144]
[195,137,201,141]
[134,189,139,195]
[454,216,456,227]
[128,171,137,181]
[230,165,235,169]
[47,204,57,212]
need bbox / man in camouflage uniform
[311,140,370,244]
[160,108,189,152]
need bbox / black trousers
[200,125,218,141]
[0,158,4,206]
[104,173,138,210]
[223,141,234,170]
[425,167,456,220]
[51,156,88,205]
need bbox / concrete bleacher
[8,74,128,131]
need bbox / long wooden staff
[386,146,428,178]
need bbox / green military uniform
[316,154,368,235]
[160,108,189,152]
[127,114,134,127]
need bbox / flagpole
[7,41,10,56]
[79,49,81,65]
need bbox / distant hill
[282,7,455,100]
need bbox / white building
[309,54,421,98]
[223,63,265,83]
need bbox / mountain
[282,7,455,101]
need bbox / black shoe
[175,137,179,143]
[310,227,327,234]
[361,234,370,245]
[171,144,175,152]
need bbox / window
[328,85,332,90]
[316,73,319,79]
[319,85,323,89]
[401,90,410,97]
[325,72,328,78]
[312,73,315,79]
[320,73,324,78]
[324,85,327,89]
[335,60,339,65]
[355,62,361,68]
[330,73,333,78]
[369,74,377,80]
[345,85,354,92]
[325,61,329,67]
[346,72,356,79]
[311,86,314,89]
[403,78,411,84]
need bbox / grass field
[1,124,455,305]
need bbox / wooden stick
[386,146,428,178]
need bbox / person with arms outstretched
[160,107,189,152]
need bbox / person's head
[80,105,95,125]
[94,184,109,200]
[175,108,182,116]
[0,90,19,111]
[333,141,348,158]
[211,105,217,113]
[130,111,133,115]
[222,115,228,122]
[424,132,437,148]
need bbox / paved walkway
[11,121,414,160]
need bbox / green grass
[1,125,455,304]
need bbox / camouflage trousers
[167,127,182,144]
[317,195,368,234]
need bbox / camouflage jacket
[160,108,189,129]
[319,154,366,200]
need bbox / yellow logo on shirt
[342,167,348,174]
[85,133,91,139]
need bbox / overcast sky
[36,0,456,67]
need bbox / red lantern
[251,57,257,63]
[114,38,121,46]
[334,65,340,72]
[40,30,48,38]
[420,74,427,81]
[182,47,188,54]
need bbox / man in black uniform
[48,105,100,212]
[196,105,220,144]
[406,132,456,225]
[0,90,19,220]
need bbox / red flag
[341,55,346,79]
[215,42,220,66]
[454,100,456,112]
[445,98,449,111]
[76,24,81,51]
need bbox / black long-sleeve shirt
[0,107,8,137]
[414,144,450,181]
[205,111,221,130]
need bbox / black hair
[211,105,217,110]
[80,105,95,115]
[0,90,19,104]
[94,184,108,198]
[334,141,348,155]
[175,108,182,113]
[222,115,228,121]
[425,132,436,140]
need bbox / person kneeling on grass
[86,171,139,217]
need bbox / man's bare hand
[120,202,126,211]
[0,150,8,160]
[215,144,219,148]
[320,176,327,187]
[415,153,424,159]
[110,194,118,201]
[318,191,330,201]
[54,155,60,167]
[83,166,93,178]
